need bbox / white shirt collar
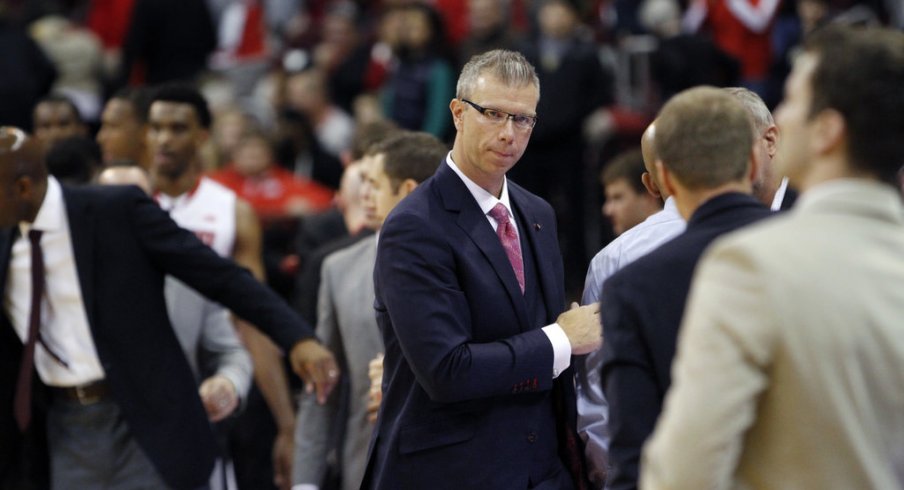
[19,176,65,237]
[445,152,515,219]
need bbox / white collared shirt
[4,177,105,386]
[445,153,571,378]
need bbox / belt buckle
[73,384,101,405]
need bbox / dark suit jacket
[362,163,587,489]
[0,184,314,490]
[600,192,771,490]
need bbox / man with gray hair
[723,86,796,210]
[362,49,601,489]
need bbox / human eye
[512,115,533,128]
[482,109,505,122]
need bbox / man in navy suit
[362,50,602,489]
[0,127,338,489]
[598,87,773,490]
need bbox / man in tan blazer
[641,25,904,489]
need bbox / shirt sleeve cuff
[292,485,319,490]
[542,323,572,378]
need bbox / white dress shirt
[4,177,105,386]
[576,196,686,485]
[446,153,571,379]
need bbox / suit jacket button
[527,432,537,443]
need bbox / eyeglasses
[460,99,538,131]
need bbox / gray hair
[722,87,774,134]
[456,50,540,99]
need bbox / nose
[497,118,516,142]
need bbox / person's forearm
[238,321,296,432]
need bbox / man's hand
[557,302,602,355]
[199,375,239,422]
[290,338,340,404]
[272,428,293,490]
[367,353,384,424]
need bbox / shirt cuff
[542,323,572,378]
[292,485,319,490]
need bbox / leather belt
[50,380,109,405]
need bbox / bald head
[0,127,49,226]
[97,165,153,195]
[640,121,667,199]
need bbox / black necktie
[14,229,44,432]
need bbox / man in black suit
[598,87,773,490]
[0,127,338,489]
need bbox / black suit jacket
[0,184,314,489]
[362,163,587,489]
[600,193,771,490]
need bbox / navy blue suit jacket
[0,184,314,490]
[363,163,587,489]
[599,192,771,490]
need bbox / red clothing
[208,165,334,220]
[705,0,777,80]
[86,0,135,49]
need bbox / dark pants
[47,398,172,489]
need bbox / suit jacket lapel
[62,187,96,329]
[510,187,562,322]
[435,165,530,330]
[0,227,15,299]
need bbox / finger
[570,301,579,309]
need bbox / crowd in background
[1,0,898,299]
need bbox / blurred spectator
[32,93,88,153]
[312,2,375,113]
[684,0,781,96]
[381,3,455,139]
[208,131,335,221]
[95,86,150,168]
[640,0,740,103]
[85,0,136,78]
[514,0,614,297]
[601,148,662,236]
[273,107,344,189]
[284,67,355,162]
[209,106,258,169]
[117,0,216,87]
[45,135,103,185]
[457,0,523,70]
[0,10,56,130]
[29,14,104,124]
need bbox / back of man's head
[149,83,212,129]
[369,131,448,189]
[803,25,904,184]
[655,86,753,190]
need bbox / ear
[656,161,677,198]
[450,98,464,132]
[641,171,661,199]
[15,175,33,199]
[812,108,845,157]
[763,124,779,159]
[398,178,418,198]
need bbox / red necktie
[14,229,44,432]
[489,203,524,293]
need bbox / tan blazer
[641,179,904,489]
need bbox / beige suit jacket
[641,179,904,489]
